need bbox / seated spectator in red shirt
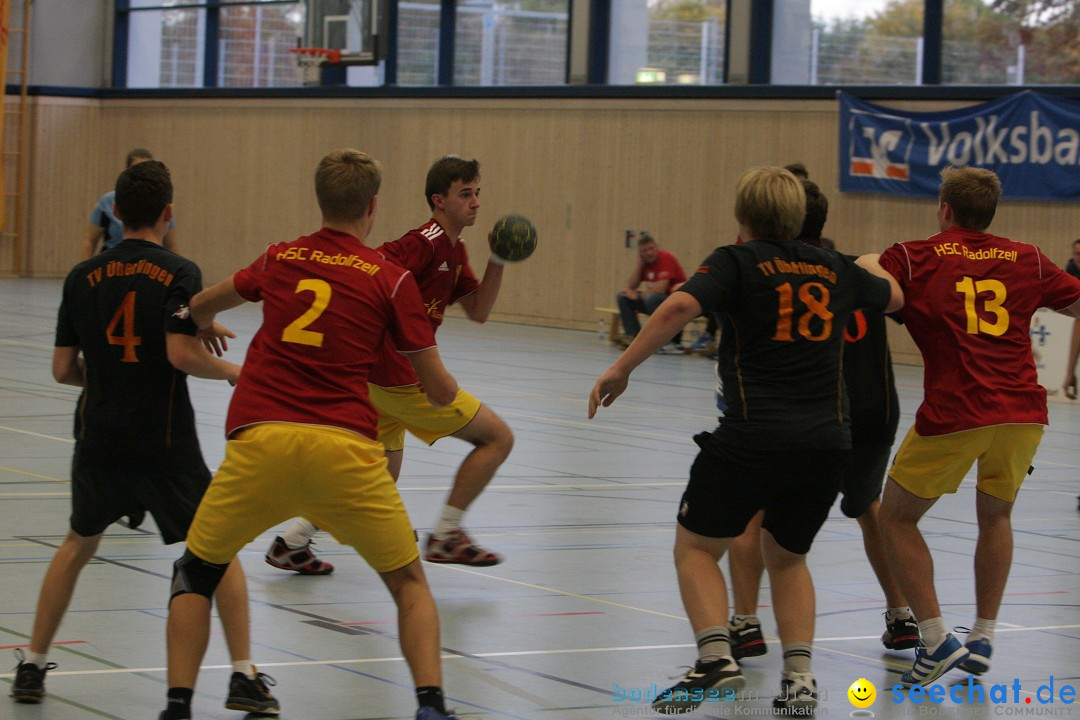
[616,233,687,354]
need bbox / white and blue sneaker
[958,637,992,675]
[900,633,970,687]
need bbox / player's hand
[1066,372,1078,400]
[197,322,236,357]
[588,367,629,418]
[620,289,639,301]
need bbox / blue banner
[839,91,1080,201]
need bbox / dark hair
[637,231,657,247]
[425,156,480,210]
[114,160,172,231]
[125,148,154,168]
[784,162,809,180]
[796,179,829,246]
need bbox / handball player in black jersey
[589,167,902,714]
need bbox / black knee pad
[170,550,229,603]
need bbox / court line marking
[434,565,687,620]
[0,465,64,481]
[3,625,1076,680]
[0,423,73,443]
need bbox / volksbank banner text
[839,91,1080,201]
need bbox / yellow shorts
[889,424,1044,502]
[369,384,482,452]
[186,423,418,573]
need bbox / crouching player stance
[161,149,460,720]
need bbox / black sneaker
[881,612,920,650]
[651,658,745,715]
[225,671,280,715]
[730,617,767,659]
[10,649,58,703]
[773,671,817,715]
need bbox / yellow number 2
[955,276,1009,336]
[282,279,331,347]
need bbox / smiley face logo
[848,678,877,708]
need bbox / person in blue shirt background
[81,148,178,259]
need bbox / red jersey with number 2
[879,226,1080,436]
[226,227,436,440]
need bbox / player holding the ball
[269,156,520,570]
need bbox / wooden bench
[595,306,707,345]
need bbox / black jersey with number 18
[54,239,204,456]
[679,238,890,449]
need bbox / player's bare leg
[27,530,101,657]
[727,511,767,658]
[879,478,941,623]
[856,500,906,608]
[761,529,818,711]
[11,531,101,702]
[379,559,441,687]
[424,406,513,566]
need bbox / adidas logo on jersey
[438,261,450,271]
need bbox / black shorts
[677,432,846,555]
[839,442,892,518]
[70,445,211,545]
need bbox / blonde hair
[939,166,1001,231]
[735,167,806,242]
[314,149,382,223]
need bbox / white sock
[281,519,318,549]
[433,505,465,540]
[886,606,914,620]
[232,660,255,679]
[27,651,48,667]
[918,616,947,649]
[731,614,760,627]
[969,617,995,644]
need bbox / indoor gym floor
[0,277,1076,720]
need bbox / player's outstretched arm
[52,346,85,387]
[588,291,702,418]
[190,276,245,330]
[856,253,904,313]
[406,347,459,407]
[166,332,241,383]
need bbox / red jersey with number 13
[227,227,436,440]
[879,226,1080,436]
[369,219,480,387]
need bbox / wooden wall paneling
[19,96,1080,356]
[27,97,105,277]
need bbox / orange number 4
[105,291,142,362]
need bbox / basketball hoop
[289,47,342,86]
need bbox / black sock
[163,687,193,720]
[416,685,446,713]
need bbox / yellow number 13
[955,276,1008,336]
[282,279,331,347]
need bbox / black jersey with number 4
[679,238,890,449]
[55,240,203,455]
